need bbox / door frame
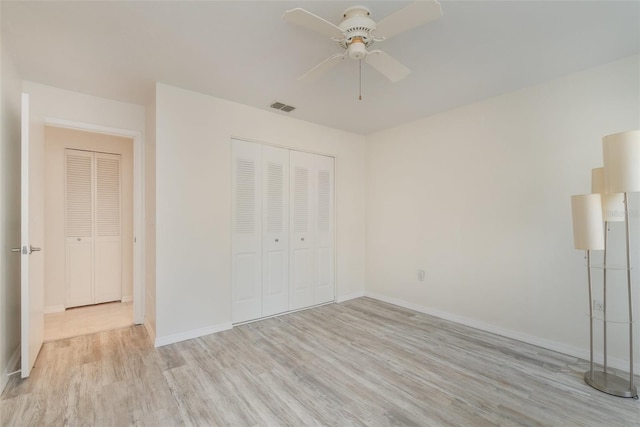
[44,117,145,324]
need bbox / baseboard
[364,291,640,374]
[44,305,65,314]
[154,322,233,348]
[121,295,133,303]
[336,290,365,303]
[1,345,21,394]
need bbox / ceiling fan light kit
[283,0,443,92]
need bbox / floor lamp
[590,167,625,382]
[571,193,605,392]
[599,130,640,398]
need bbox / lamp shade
[591,167,625,222]
[603,130,640,193]
[571,194,605,250]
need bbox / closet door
[313,155,334,304]
[262,146,290,317]
[94,153,122,304]
[289,151,315,310]
[231,139,262,323]
[65,149,94,308]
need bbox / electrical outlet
[593,300,604,312]
[417,270,425,281]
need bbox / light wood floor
[44,301,133,342]
[2,298,639,426]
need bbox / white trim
[44,305,65,314]
[43,118,145,325]
[1,345,21,394]
[364,291,640,374]
[336,291,364,303]
[144,317,156,346]
[121,295,133,303]
[154,322,232,348]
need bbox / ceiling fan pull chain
[359,59,362,101]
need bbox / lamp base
[584,370,638,398]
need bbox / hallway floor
[44,301,133,342]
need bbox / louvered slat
[317,170,330,232]
[66,153,93,238]
[267,162,283,233]
[236,158,256,234]
[96,156,121,237]
[294,167,309,233]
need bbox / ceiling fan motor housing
[339,6,375,51]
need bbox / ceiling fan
[283,0,443,85]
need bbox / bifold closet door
[313,154,335,305]
[94,153,122,304]
[289,151,335,310]
[65,149,122,308]
[262,145,290,317]
[232,140,333,322]
[231,140,263,323]
[232,140,290,322]
[65,150,95,308]
[289,151,316,310]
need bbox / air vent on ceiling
[270,101,296,113]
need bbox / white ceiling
[2,1,638,134]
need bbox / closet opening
[231,138,336,324]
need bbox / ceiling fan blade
[299,53,346,81]
[374,0,443,40]
[366,50,411,82]
[283,8,344,39]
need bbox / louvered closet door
[94,153,122,304]
[231,139,263,323]
[262,145,290,317]
[65,149,94,308]
[313,155,334,305]
[289,151,315,310]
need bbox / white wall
[155,83,367,343]
[366,55,640,368]
[43,126,134,311]
[0,46,22,392]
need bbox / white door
[20,93,45,378]
[261,145,289,317]
[231,139,262,323]
[94,153,122,303]
[289,151,315,310]
[65,149,94,307]
[65,150,122,307]
[313,155,335,305]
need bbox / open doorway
[43,125,134,341]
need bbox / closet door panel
[94,241,122,303]
[262,146,289,317]
[231,139,262,323]
[65,149,94,308]
[289,151,315,310]
[314,155,335,304]
[66,243,93,307]
[94,153,122,303]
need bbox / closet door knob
[275,239,279,242]
[301,237,305,241]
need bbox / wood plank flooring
[44,301,133,342]
[2,297,639,426]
